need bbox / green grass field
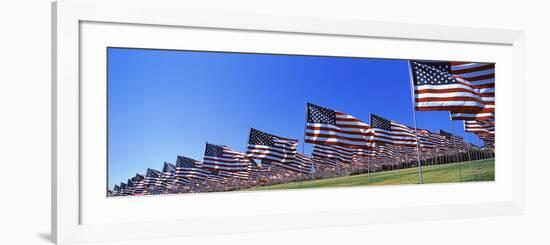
[248,158,494,191]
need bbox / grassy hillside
[247,158,494,191]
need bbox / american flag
[439,130,465,150]
[176,155,199,168]
[410,61,494,120]
[175,167,211,184]
[312,144,354,166]
[204,173,229,184]
[217,157,253,180]
[130,174,147,194]
[375,144,398,158]
[245,159,269,179]
[376,145,406,163]
[351,148,378,166]
[119,182,128,196]
[161,162,176,187]
[203,143,248,172]
[450,62,495,120]
[464,120,495,135]
[416,129,436,149]
[479,133,495,147]
[465,120,495,148]
[163,162,176,173]
[124,179,134,195]
[395,146,417,160]
[113,184,120,195]
[246,128,298,164]
[451,108,494,121]
[353,147,378,158]
[278,152,313,174]
[144,168,168,187]
[174,156,210,184]
[250,159,289,178]
[305,103,375,148]
[370,114,417,147]
[219,170,249,180]
[417,129,446,149]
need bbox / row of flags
[110,101,487,196]
[305,103,475,150]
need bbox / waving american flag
[416,128,447,150]
[246,128,298,164]
[440,130,465,150]
[410,61,494,120]
[370,114,417,147]
[174,156,212,184]
[112,185,120,195]
[464,120,495,135]
[203,143,248,172]
[144,168,168,187]
[312,143,355,166]
[161,162,176,186]
[305,103,374,148]
[288,152,314,174]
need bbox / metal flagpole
[437,150,444,169]
[299,144,304,188]
[448,113,463,182]
[367,156,371,184]
[301,102,309,188]
[432,149,439,169]
[240,130,254,191]
[407,61,424,184]
[461,124,479,181]
[397,146,403,184]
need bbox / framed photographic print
[107,48,496,197]
[52,0,525,244]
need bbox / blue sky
[107,48,483,188]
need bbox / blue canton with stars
[204,143,224,158]
[439,129,462,140]
[411,61,457,86]
[176,155,199,168]
[146,168,162,177]
[440,129,452,139]
[307,103,336,124]
[370,113,392,131]
[132,174,144,182]
[248,128,275,147]
[163,162,176,173]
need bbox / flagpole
[239,130,254,191]
[461,122,478,181]
[397,146,403,184]
[434,149,440,170]
[301,102,309,188]
[448,113,463,182]
[367,156,371,184]
[407,61,424,184]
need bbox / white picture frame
[52,0,525,244]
